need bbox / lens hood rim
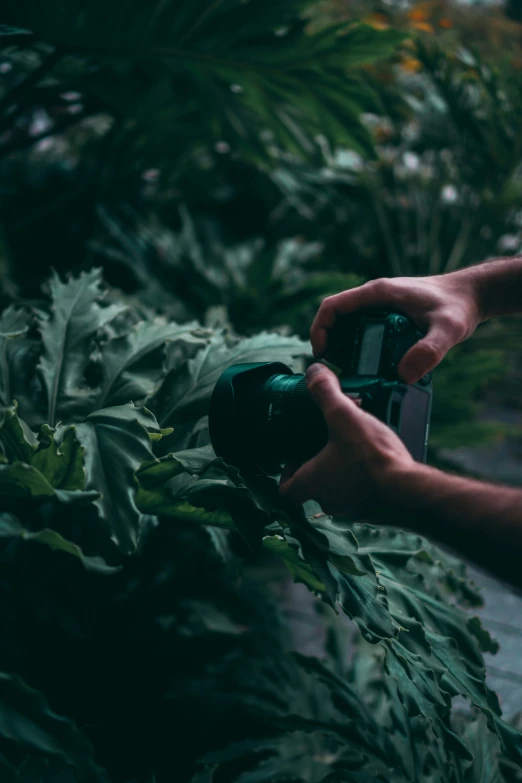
[209,361,294,475]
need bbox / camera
[209,310,433,476]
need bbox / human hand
[279,364,416,516]
[310,272,483,383]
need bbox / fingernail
[306,363,326,380]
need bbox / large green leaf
[0,513,119,574]
[37,269,125,426]
[93,317,210,410]
[153,331,308,427]
[72,403,161,553]
[0,406,96,503]
[0,673,109,782]
[0,405,37,463]
[0,461,97,505]
[30,424,86,492]
[137,446,271,545]
[458,712,503,783]
[349,523,521,765]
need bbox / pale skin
[279,257,522,590]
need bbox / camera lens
[242,373,327,466]
[209,362,328,475]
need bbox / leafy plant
[0,2,403,169]
[0,1,404,309]
[90,206,365,335]
[0,268,521,781]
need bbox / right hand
[310,272,483,384]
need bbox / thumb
[279,459,318,505]
[398,323,454,384]
[306,363,365,433]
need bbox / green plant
[0,2,404,304]
[0,2,403,170]
[0,268,521,781]
[90,206,365,335]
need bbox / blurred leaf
[0,307,29,407]
[0,513,119,574]
[0,672,109,782]
[0,4,405,165]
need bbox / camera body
[209,310,433,475]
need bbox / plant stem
[429,197,442,275]
[370,190,403,278]
[443,217,474,273]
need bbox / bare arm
[386,464,522,591]
[310,256,522,383]
[463,255,522,320]
[287,257,522,588]
[280,365,522,592]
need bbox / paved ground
[466,563,522,718]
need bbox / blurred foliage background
[2,3,522,782]
[1,0,522,451]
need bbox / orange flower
[363,13,390,30]
[412,21,435,33]
[438,18,453,30]
[401,56,422,73]
[407,8,430,23]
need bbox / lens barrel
[209,362,327,475]
[244,372,327,465]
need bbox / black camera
[209,311,433,476]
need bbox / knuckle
[308,373,331,393]
[320,294,338,310]
[368,277,391,297]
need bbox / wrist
[452,256,522,321]
[377,462,441,526]
[444,266,486,325]
[453,263,494,323]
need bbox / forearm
[386,465,522,590]
[454,256,522,321]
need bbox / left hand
[279,363,416,517]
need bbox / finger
[398,321,455,383]
[279,459,319,506]
[306,364,367,435]
[310,280,396,358]
[280,460,302,484]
